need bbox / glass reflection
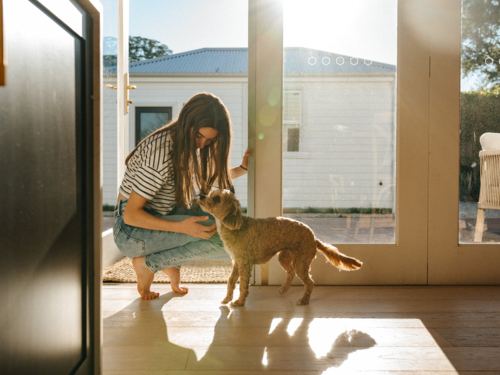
[460,0,500,243]
[282,0,398,244]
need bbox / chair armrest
[479,150,500,157]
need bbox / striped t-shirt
[119,131,176,215]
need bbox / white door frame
[428,0,500,284]
[116,0,130,187]
[249,0,431,286]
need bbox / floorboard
[102,285,500,374]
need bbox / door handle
[105,73,136,114]
[125,72,135,113]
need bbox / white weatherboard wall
[103,74,395,211]
[283,75,396,210]
[103,85,118,206]
[103,76,249,206]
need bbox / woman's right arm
[122,190,216,239]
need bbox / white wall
[283,76,396,210]
[103,86,118,206]
[103,74,396,211]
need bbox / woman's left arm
[231,149,253,179]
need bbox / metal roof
[104,47,395,75]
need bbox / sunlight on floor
[261,347,268,366]
[310,319,457,373]
[268,318,282,334]
[286,318,303,336]
[164,314,458,372]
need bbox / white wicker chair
[474,133,500,242]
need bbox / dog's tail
[316,240,362,271]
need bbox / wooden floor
[102,283,500,374]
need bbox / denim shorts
[113,199,228,273]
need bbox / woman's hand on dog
[178,216,217,239]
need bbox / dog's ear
[222,207,243,230]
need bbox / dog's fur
[197,189,362,306]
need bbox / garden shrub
[460,87,500,201]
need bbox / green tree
[462,0,500,84]
[129,36,173,62]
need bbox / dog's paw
[278,286,289,294]
[221,297,232,304]
[296,298,310,305]
[230,300,245,307]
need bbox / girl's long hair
[125,92,234,210]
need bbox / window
[282,0,397,244]
[135,107,172,145]
[283,91,301,152]
[459,0,500,243]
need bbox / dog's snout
[199,195,206,201]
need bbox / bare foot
[162,267,189,294]
[132,257,159,300]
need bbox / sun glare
[284,0,397,65]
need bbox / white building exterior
[103,76,249,206]
[103,48,396,211]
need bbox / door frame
[73,0,103,373]
[428,0,500,284]
[110,0,500,295]
[249,0,431,285]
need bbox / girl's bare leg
[162,266,189,294]
[132,256,160,300]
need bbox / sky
[102,0,482,90]
[102,0,397,64]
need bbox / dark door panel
[0,1,93,374]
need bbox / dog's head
[196,189,243,230]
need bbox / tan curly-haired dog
[197,189,362,306]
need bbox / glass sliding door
[103,0,249,209]
[263,0,430,285]
[427,0,500,284]
[459,0,500,244]
[282,0,398,244]
[126,0,249,207]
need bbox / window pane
[288,128,300,152]
[139,112,169,140]
[283,0,397,244]
[284,91,300,122]
[135,107,172,144]
[459,0,500,243]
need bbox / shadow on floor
[103,292,378,372]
